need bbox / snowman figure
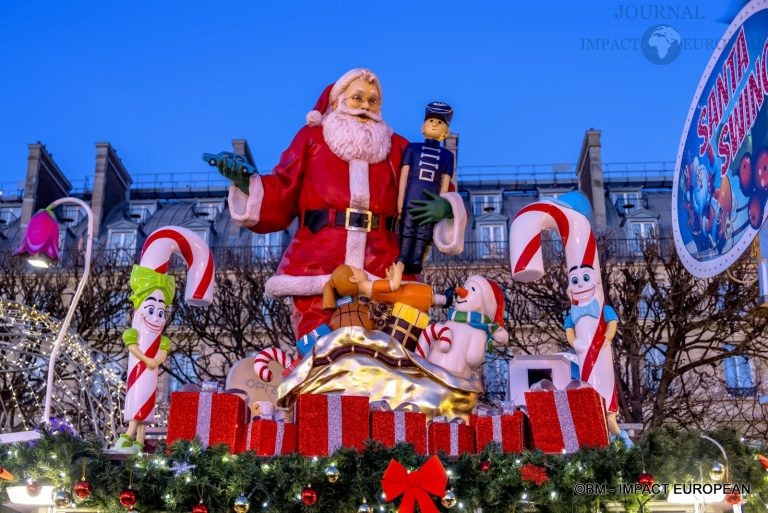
[564,265,620,435]
[419,275,508,379]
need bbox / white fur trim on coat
[432,191,467,256]
[345,159,369,269]
[228,175,265,228]
[265,273,330,299]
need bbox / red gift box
[427,418,474,456]
[296,394,370,456]
[166,384,247,453]
[524,380,609,454]
[370,402,427,455]
[244,419,297,456]
[470,403,528,453]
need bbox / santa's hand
[203,152,255,194]
[409,190,453,225]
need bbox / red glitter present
[244,419,297,456]
[470,404,528,453]
[296,394,369,456]
[524,380,608,454]
[370,402,427,455]
[166,385,248,453]
[427,418,474,456]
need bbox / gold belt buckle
[345,207,372,232]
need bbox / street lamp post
[4,197,94,438]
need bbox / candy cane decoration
[415,324,451,358]
[124,227,215,427]
[141,226,215,305]
[509,193,618,414]
[253,347,295,382]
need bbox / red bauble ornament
[26,480,42,496]
[73,479,92,500]
[192,501,209,513]
[301,485,318,506]
[725,491,741,505]
[119,488,137,507]
[480,460,491,473]
[638,473,654,486]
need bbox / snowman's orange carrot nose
[456,287,468,298]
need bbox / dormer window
[471,193,502,216]
[611,190,646,214]
[195,200,224,220]
[126,201,159,224]
[107,230,137,265]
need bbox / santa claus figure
[218,68,467,338]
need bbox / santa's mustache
[337,104,383,123]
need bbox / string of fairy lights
[0,301,126,441]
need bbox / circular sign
[673,0,768,277]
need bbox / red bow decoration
[521,463,549,486]
[381,456,448,513]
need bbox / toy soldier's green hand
[409,190,453,225]
[202,152,253,194]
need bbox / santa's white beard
[322,106,393,164]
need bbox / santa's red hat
[306,68,381,127]
[472,275,509,345]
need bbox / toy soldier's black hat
[425,101,454,125]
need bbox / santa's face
[338,77,381,121]
[132,289,168,336]
[567,266,601,305]
[454,276,490,315]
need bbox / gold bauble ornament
[357,498,373,513]
[710,462,726,481]
[441,490,457,508]
[325,465,340,483]
[233,494,250,513]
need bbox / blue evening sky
[0,1,739,189]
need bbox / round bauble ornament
[119,488,137,507]
[480,460,491,473]
[53,489,72,507]
[26,479,42,496]
[709,462,725,481]
[725,491,741,505]
[638,473,654,487]
[73,478,92,500]
[233,494,250,513]
[301,485,318,506]
[192,500,209,513]
[441,490,457,508]
[357,498,373,513]
[325,465,340,483]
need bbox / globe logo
[641,24,682,64]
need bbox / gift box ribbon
[529,379,589,453]
[474,401,517,444]
[245,418,287,456]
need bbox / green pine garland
[0,426,765,513]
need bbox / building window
[644,344,667,391]
[630,221,657,239]
[723,344,756,397]
[108,230,137,265]
[612,191,645,214]
[477,223,506,259]
[472,194,502,216]
[60,205,84,227]
[195,201,224,220]
[169,353,200,393]
[252,232,284,260]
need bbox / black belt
[302,208,398,234]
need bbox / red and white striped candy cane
[415,324,451,358]
[509,198,617,413]
[140,226,215,306]
[124,226,215,424]
[254,347,295,382]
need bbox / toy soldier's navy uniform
[398,102,455,274]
